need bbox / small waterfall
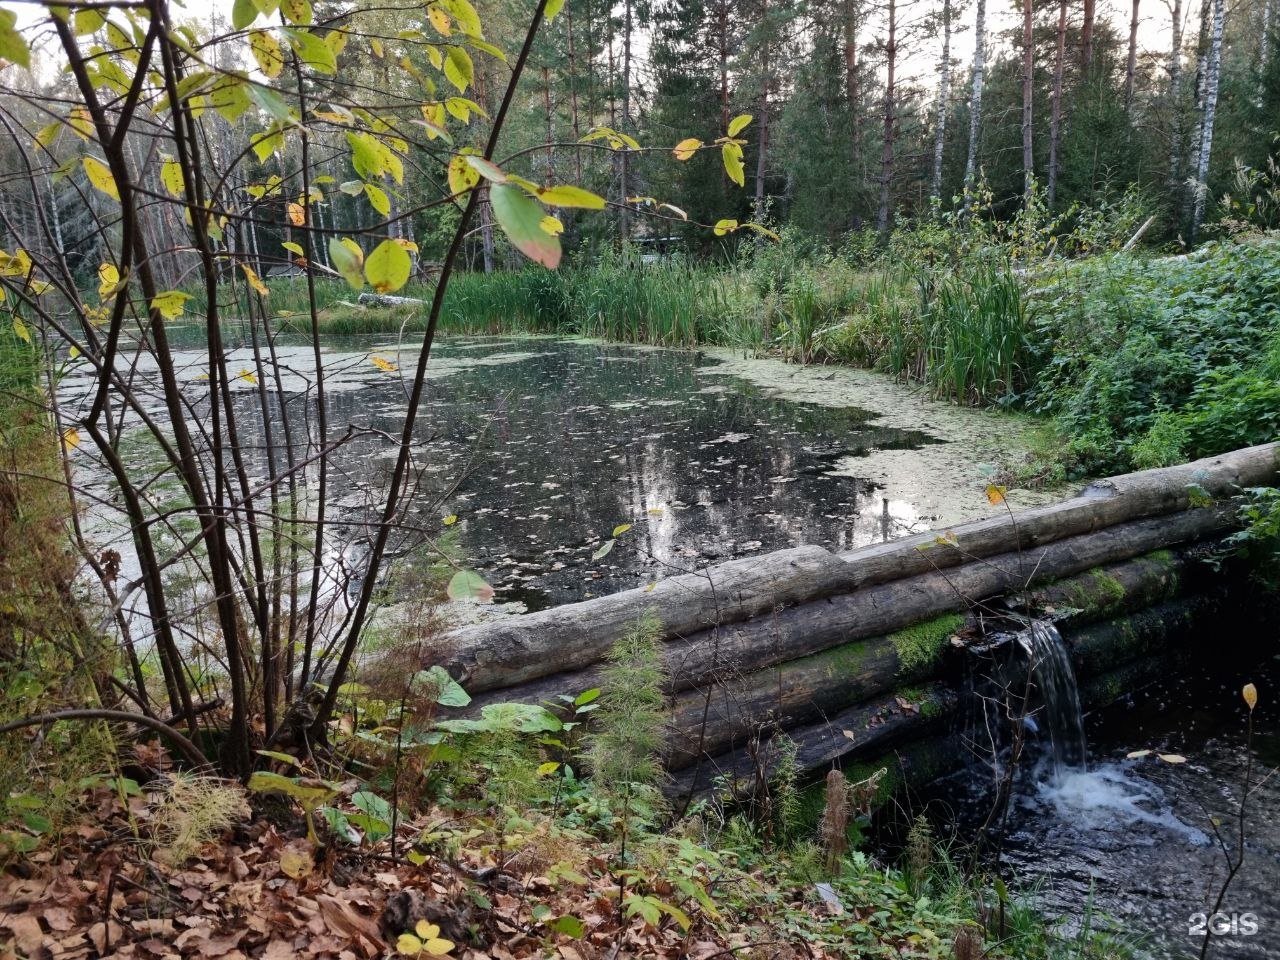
[1017,620,1088,777]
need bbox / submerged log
[438,443,1276,693]
[357,292,425,308]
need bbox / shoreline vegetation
[198,212,1280,486]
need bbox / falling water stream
[1017,620,1089,777]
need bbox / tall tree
[1125,0,1141,109]
[1167,0,1185,191]
[1082,0,1097,68]
[877,0,899,231]
[1191,0,1224,235]
[1022,0,1035,199]
[963,0,987,204]
[930,0,954,198]
[1048,0,1069,203]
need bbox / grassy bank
[220,224,1280,480]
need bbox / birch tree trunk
[1185,0,1211,221]
[1022,0,1035,201]
[1191,0,1224,237]
[930,0,953,199]
[963,0,987,207]
[1048,0,1067,205]
[877,0,898,233]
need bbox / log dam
[430,442,1280,802]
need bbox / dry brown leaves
[0,785,803,960]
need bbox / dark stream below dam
[920,625,1280,959]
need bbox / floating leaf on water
[591,539,614,560]
[1125,749,1152,759]
[1158,753,1187,764]
[611,523,632,537]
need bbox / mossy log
[668,590,1220,800]
[460,507,1231,715]
[439,443,1274,694]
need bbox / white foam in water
[1036,762,1211,845]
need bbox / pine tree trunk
[620,0,632,241]
[1191,0,1224,236]
[1082,0,1097,70]
[567,4,583,182]
[1048,0,1067,205]
[1125,0,1141,110]
[844,0,861,192]
[754,0,771,220]
[877,0,897,233]
[1022,0,1035,201]
[930,0,952,199]
[1167,0,1184,189]
[543,66,555,185]
[963,0,987,206]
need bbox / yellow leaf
[250,29,286,79]
[161,159,185,197]
[397,933,424,955]
[415,921,439,940]
[539,215,564,236]
[62,427,80,450]
[12,316,30,344]
[1243,683,1258,711]
[447,155,480,198]
[727,113,752,137]
[68,106,93,141]
[672,137,701,161]
[82,156,119,201]
[428,4,452,35]
[287,201,306,226]
[97,263,120,300]
[0,248,30,278]
[239,367,258,385]
[241,263,270,297]
[713,218,738,237]
[442,514,458,525]
[722,141,745,187]
[985,484,1007,506]
[150,290,191,320]
[536,184,605,209]
[371,355,397,372]
[279,842,313,879]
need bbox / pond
[70,334,1047,614]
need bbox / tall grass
[178,245,1036,407]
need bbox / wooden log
[357,292,425,307]
[666,684,957,800]
[437,443,1276,694]
[458,512,1227,717]
[441,545,861,693]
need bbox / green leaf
[591,539,614,560]
[284,27,336,74]
[411,666,471,707]
[447,569,495,602]
[548,915,585,937]
[574,688,601,707]
[281,241,305,256]
[363,239,410,294]
[611,523,632,537]
[363,182,391,216]
[0,10,31,70]
[231,0,260,29]
[255,749,302,768]
[727,113,752,137]
[544,0,566,20]
[490,183,560,269]
[443,45,473,92]
[328,237,364,289]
